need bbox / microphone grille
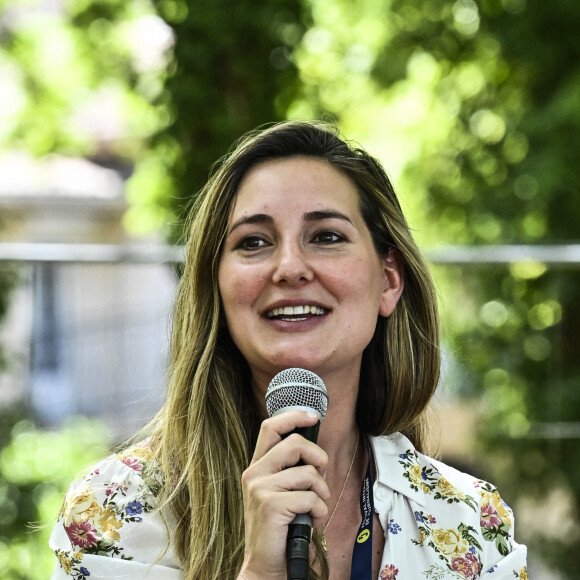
[265,368,328,419]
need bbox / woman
[50,121,527,579]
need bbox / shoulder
[370,433,527,576]
[51,440,179,573]
[371,432,509,512]
[59,440,164,527]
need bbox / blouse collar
[368,432,429,507]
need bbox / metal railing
[1,241,580,266]
[0,242,185,264]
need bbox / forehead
[231,156,360,215]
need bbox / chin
[266,355,325,375]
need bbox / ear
[379,248,405,317]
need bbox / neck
[312,381,362,504]
[317,369,360,452]
[316,411,365,538]
[317,412,358,465]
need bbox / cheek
[345,258,384,300]
[217,265,238,323]
[344,275,386,333]
[219,263,265,316]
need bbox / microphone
[265,368,329,580]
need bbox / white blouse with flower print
[49,433,528,579]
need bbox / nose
[272,240,313,285]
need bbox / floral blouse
[370,433,527,579]
[50,433,527,579]
[49,440,181,579]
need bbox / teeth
[267,305,326,318]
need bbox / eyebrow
[228,209,355,235]
[228,213,273,235]
[303,209,354,226]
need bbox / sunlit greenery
[0,0,172,232]
[0,411,108,579]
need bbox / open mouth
[266,305,327,321]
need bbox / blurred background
[0,0,578,577]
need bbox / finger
[275,489,329,522]
[251,410,320,463]
[264,463,330,498]
[247,485,329,524]
[249,433,329,480]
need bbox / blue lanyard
[350,436,374,579]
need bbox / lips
[266,305,327,319]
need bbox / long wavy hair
[149,121,440,579]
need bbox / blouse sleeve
[481,545,528,578]
[475,480,528,579]
[374,434,528,580]
[49,442,182,579]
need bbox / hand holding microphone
[266,369,329,580]
[238,369,329,580]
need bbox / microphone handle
[287,518,311,579]
[285,421,320,580]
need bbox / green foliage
[125,0,306,241]
[0,0,168,171]
[0,407,109,580]
[365,2,580,576]
[375,0,580,247]
[0,0,175,237]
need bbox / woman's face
[218,156,403,391]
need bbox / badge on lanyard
[350,436,374,579]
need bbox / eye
[311,230,347,244]
[237,236,269,251]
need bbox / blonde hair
[149,121,440,579]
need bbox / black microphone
[265,368,329,580]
